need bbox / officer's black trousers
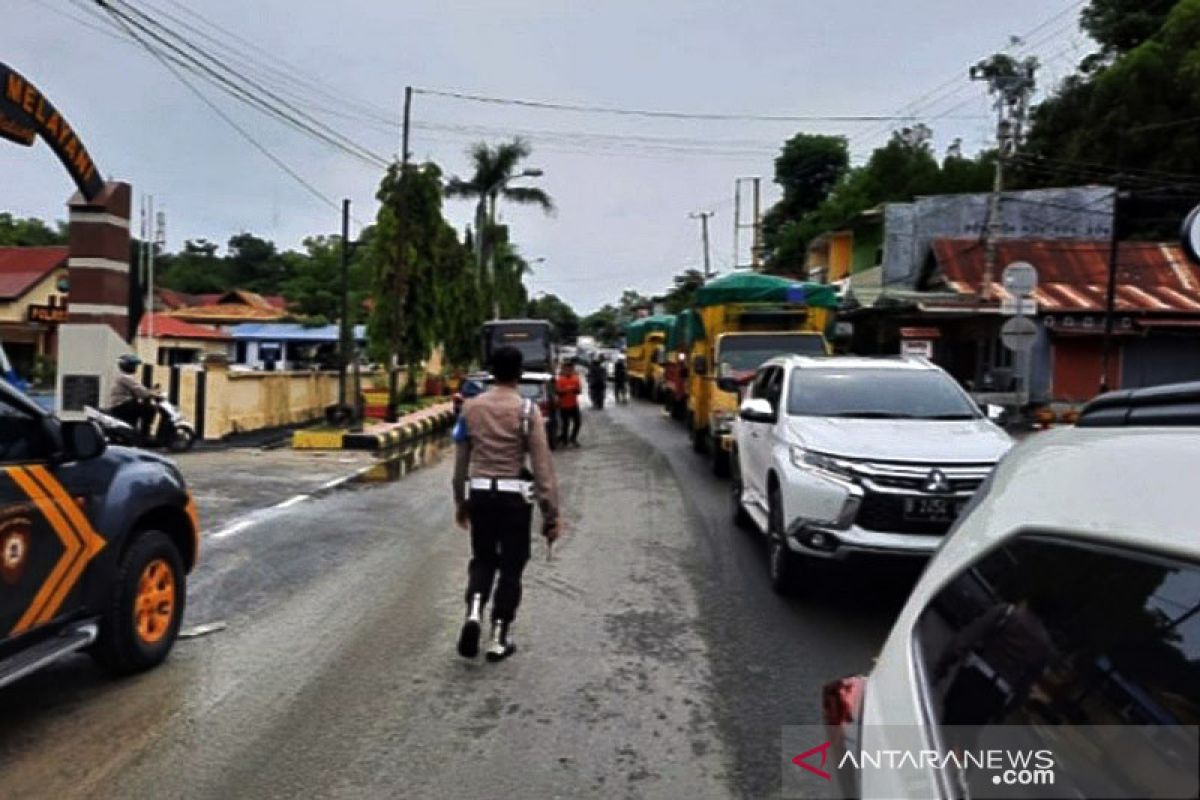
[465,491,532,623]
[558,407,581,445]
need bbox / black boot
[457,593,483,658]
[485,620,516,662]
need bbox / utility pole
[733,177,763,269]
[1100,185,1122,394]
[971,56,1037,302]
[401,85,412,166]
[150,201,163,339]
[138,194,148,339]
[338,198,351,411]
[689,211,714,277]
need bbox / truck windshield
[788,368,980,420]
[718,335,825,372]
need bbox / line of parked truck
[623,271,839,475]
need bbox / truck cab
[0,379,198,689]
[624,315,674,400]
[480,319,555,374]
[685,273,838,477]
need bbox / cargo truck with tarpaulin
[624,315,674,400]
[685,272,837,476]
[662,310,704,420]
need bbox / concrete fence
[140,357,392,441]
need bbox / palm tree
[444,137,553,317]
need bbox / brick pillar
[67,181,131,339]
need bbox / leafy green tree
[282,232,372,322]
[662,269,706,314]
[762,134,850,255]
[580,304,621,344]
[227,232,287,294]
[156,238,231,294]
[527,293,580,342]
[1021,0,1200,198]
[370,161,471,411]
[0,213,67,246]
[1081,0,1182,58]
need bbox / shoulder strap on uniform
[519,398,534,446]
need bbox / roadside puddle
[354,434,450,484]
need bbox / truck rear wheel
[712,445,731,478]
[92,531,186,675]
[692,424,708,454]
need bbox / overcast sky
[1,0,1092,312]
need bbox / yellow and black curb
[295,403,456,452]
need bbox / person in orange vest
[555,360,583,447]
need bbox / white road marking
[274,494,310,510]
[210,519,255,540]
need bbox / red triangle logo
[792,741,833,780]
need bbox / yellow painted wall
[0,268,67,323]
[828,232,853,282]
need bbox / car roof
[0,377,49,418]
[940,426,1200,565]
[768,355,935,371]
[1078,380,1200,428]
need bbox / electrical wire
[100,0,389,168]
[94,0,349,216]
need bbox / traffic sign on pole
[1002,261,1038,299]
[1182,205,1200,266]
[1001,315,1038,352]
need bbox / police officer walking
[452,346,560,662]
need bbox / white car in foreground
[817,381,1200,800]
[730,356,1011,592]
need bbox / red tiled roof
[930,239,1200,314]
[138,312,231,340]
[0,246,68,299]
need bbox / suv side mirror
[59,419,107,462]
[739,398,776,424]
[693,355,708,376]
[981,403,1008,425]
[717,376,740,393]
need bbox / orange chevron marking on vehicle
[5,465,106,635]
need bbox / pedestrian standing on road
[587,356,607,409]
[613,356,629,404]
[453,346,561,662]
[555,360,583,447]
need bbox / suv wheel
[767,487,801,595]
[731,457,753,530]
[92,531,186,675]
[712,442,731,478]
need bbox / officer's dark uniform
[452,380,559,661]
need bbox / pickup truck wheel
[670,399,686,421]
[92,531,186,675]
[767,488,801,595]
[731,459,753,530]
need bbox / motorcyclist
[108,354,159,441]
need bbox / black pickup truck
[0,379,199,689]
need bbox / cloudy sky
[2,0,1092,312]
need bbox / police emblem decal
[1,522,31,585]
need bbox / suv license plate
[903,497,965,522]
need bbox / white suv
[817,381,1200,800]
[730,356,1011,592]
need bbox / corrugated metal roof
[931,239,1200,313]
[0,246,67,300]
[230,323,366,342]
[138,313,231,340]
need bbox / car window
[751,367,774,401]
[916,536,1200,791]
[0,396,53,463]
[787,367,979,419]
[764,368,784,413]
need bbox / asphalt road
[0,396,915,800]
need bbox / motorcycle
[85,395,197,453]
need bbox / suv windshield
[787,367,980,420]
[718,334,825,372]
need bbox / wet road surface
[0,397,916,799]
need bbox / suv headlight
[790,447,856,481]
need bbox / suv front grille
[845,459,995,536]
